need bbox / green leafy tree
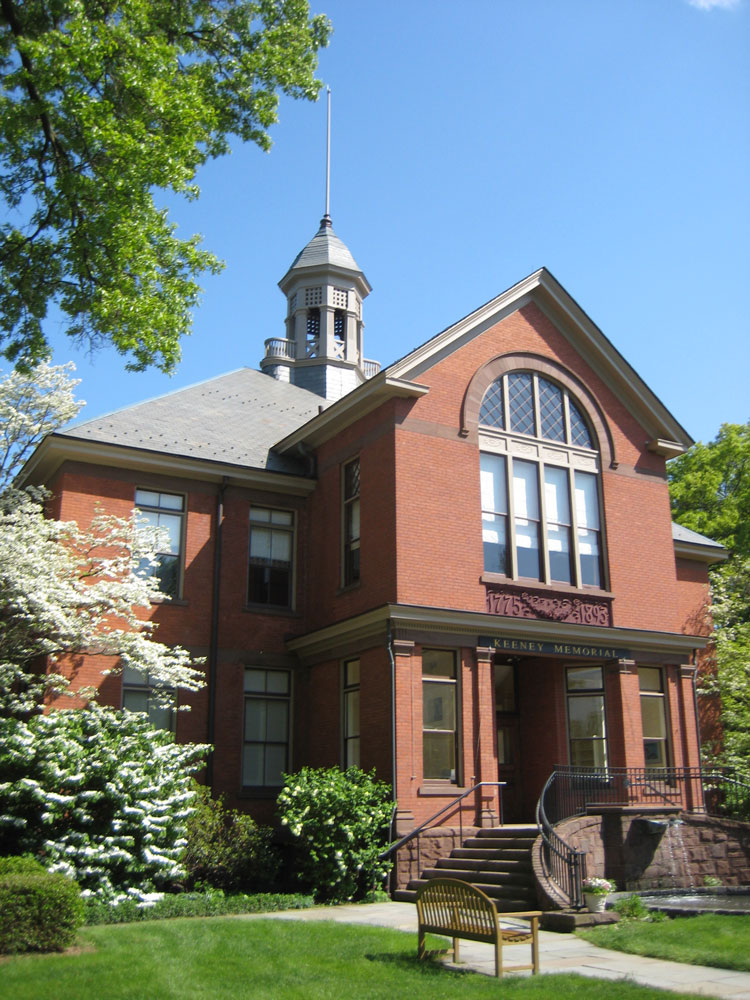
[668,422,750,770]
[0,362,209,898]
[0,0,330,371]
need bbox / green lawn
[578,914,750,972]
[0,917,709,1000]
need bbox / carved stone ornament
[486,584,612,627]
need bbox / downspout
[387,622,397,841]
[205,477,227,790]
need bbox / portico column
[605,659,643,769]
[392,639,416,835]
[678,664,703,811]
[474,646,500,828]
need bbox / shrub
[0,855,47,877]
[83,889,314,924]
[277,766,393,903]
[0,704,208,899]
[182,785,280,892]
[614,893,649,920]
[0,863,84,953]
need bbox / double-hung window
[566,666,607,767]
[122,666,174,731]
[479,373,603,588]
[343,659,360,767]
[135,489,184,598]
[248,507,294,608]
[342,458,361,586]
[639,667,669,768]
[422,649,458,782]
[243,668,290,787]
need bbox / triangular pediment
[386,267,692,450]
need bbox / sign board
[479,636,631,660]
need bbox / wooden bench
[416,878,541,978]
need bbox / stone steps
[396,823,539,908]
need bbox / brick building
[24,215,726,838]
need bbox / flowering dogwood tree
[0,362,208,896]
[0,487,204,714]
[0,361,83,491]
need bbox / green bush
[182,785,280,892]
[84,889,314,924]
[0,855,47,877]
[613,894,650,920]
[0,863,84,953]
[277,766,393,903]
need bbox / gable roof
[275,268,693,455]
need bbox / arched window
[479,372,604,588]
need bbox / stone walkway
[257,900,750,999]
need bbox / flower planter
[584,892,608,912]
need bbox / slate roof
[285,216,363,274]
[59,368,326,474]
[671,521,725,551]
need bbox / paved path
[259,900,750,999]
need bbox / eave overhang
[386,268,693,452]
[286,602,708,664]
[19,434,318,496]
[673,540,729,565]
[273,376,429,454]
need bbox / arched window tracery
[479,371,605,589]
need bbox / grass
[578,913,750,972]
[0,917,709,1000]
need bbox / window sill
[239,786,283,799]
[336,580,361,596]
[419,783,465,797]
[150,597,188,607]
[243,604,298,618]
[481,574,613,600]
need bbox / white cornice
[19,435,318,496]
[273,377,429,453]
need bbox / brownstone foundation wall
[392,826,479,889]
[553,813,750,893]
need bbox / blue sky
[49,0,748,446]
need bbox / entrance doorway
[494,659,523,822]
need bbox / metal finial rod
[325,87,331,219]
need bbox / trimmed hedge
[84,890,315,924]
[0,861,84,953]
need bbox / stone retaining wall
[552,813,750,893]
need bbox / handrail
[535,771,587,908]
[535,765,750,909]
[379,781,506,862]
